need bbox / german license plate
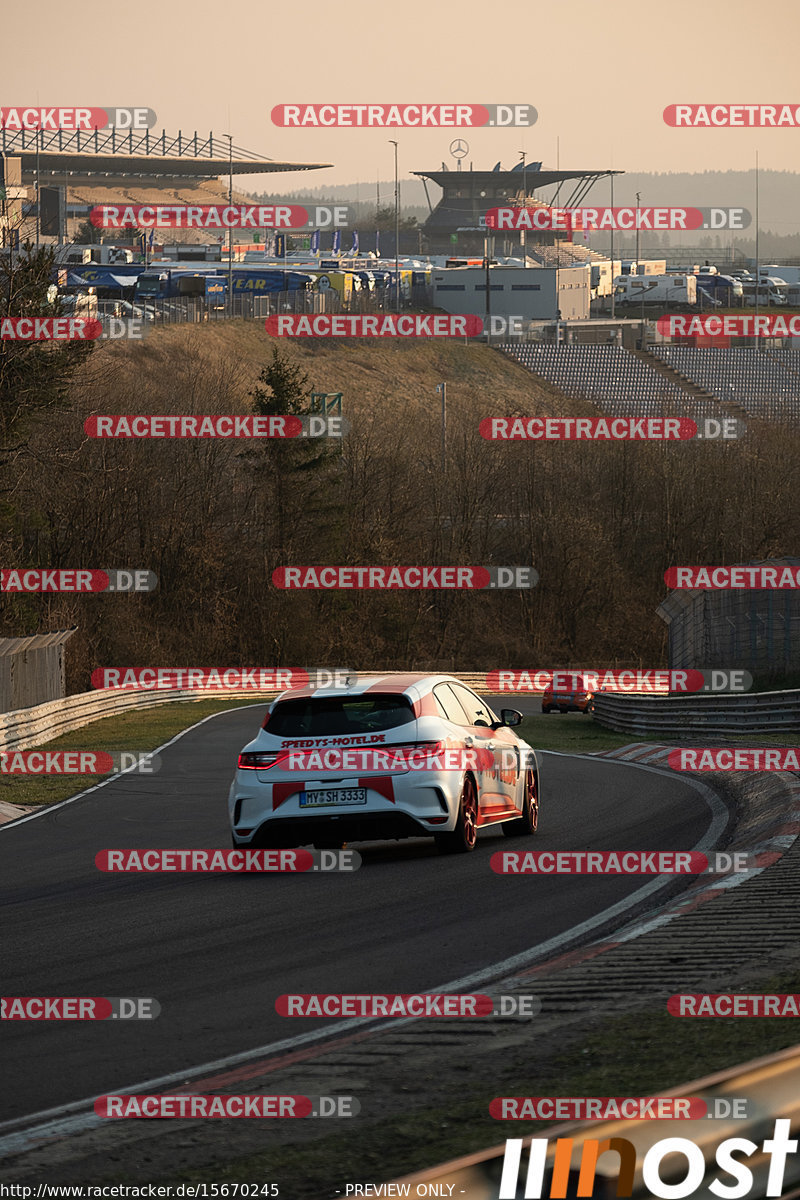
[299,787,368,808]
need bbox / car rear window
[266,694,416,737]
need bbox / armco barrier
[0,687,279,753]
[592,687,800,737]
[381,1045,800,1200]
[0,673,491,753]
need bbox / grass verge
[0,697,266,810]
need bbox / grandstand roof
[11,153,331,185]
[414,167,621,190]
[1,130,331,185]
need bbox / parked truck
[694,273,743,305]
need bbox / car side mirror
[499,708,523,727]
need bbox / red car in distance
[541,681,594,714]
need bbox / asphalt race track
[0,701,728,1124]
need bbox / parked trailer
[613,274,697,307]
[622,259,666,276]
[57,244,133,266]
[758,265,800,286]
[741,278,789,306]
[134,267,315,300]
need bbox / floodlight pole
[520,150,527,267]
[390,140,399,312]
[614,174,618,321]
[227,134,234,309]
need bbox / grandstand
[651,347,800,423]
[498,344,722,422]
[64,179,258,242]
[526,242,607,269]
[1,128,331,244]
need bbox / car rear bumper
[233,809,444,847]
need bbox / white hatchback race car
[228,673,540,854]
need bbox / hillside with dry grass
[1,323,797,688]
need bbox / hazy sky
[8,0,800,192]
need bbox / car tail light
[388,741,446,755]
[238,751,285,770]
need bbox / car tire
[502,769,539,837]
[435,776,479,854]
[542,704,554,713]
